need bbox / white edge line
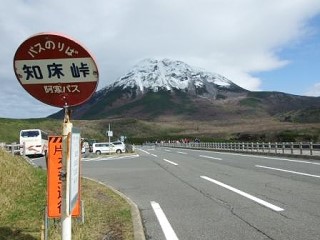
[151,201,179,240]
[256,165,320,179]
[210,151,320,165]
[177,151,187,154]
[137,149,150,154]
[199,155,222,160]
[260,156,320,165]
[163,159,178,166]
[82,154,139,162]
[200,176,284,212]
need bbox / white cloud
[305,83,320,97]
[1,0,320,118]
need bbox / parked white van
[92,142,125,155]
[112,141,126,152]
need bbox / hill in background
[49,58,320,124]
[43,59,320,143]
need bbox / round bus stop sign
[13,33,99,107]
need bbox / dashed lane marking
[201,175,284,212]
[163,159,178,166]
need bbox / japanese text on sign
[47,136,80,218]
[47,136,63,217]
[22,62,90,80]
[27,40,79,58]
[44,85,80,94]
[15,58,98,84]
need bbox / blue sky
[1,0,320,118]
[256,14,320,95]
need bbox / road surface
[81,146,320,240]
[36,146,320,239]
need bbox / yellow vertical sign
[47,136,80,218]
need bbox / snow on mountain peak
[113,58,233,93]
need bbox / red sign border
[13,32,99,108]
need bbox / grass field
[0,149,134,240]
[1,116,319,145]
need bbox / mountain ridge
[49,58,320,123]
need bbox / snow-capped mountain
[106,58,245,98]
[49,58,320,122]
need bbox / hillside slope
[0,150,47,238]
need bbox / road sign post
[62,111,73,239]
[14,32,99,240]
[107,124,113,155]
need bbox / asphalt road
[47,146,320,239]
[80,146,320,240]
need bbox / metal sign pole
[108,123,111,155]
[62,107,73,240]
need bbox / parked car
[88,139,97,152]
[111,141,126,153]
[92,142,125,155]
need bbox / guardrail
[0,142,22,155]
[161,142,320,157]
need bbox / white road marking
[256,165,320,179]
[200,176,284,212]
[199,155,222,160]
[163,159,178,166]
[137,148,150,154]
[164,149,171,152]
[259,156,320,165]
[151,154,158,157]
[151,201,179,240]
[82,154,139,162]
[177,151,187,155]
[211,151,320,165]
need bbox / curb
[83,177,146,240]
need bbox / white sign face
[107,131,113,137]
[69,128,80,214]
[15,58,98,84]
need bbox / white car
[92,142,125,155]
[111,141,126,153]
